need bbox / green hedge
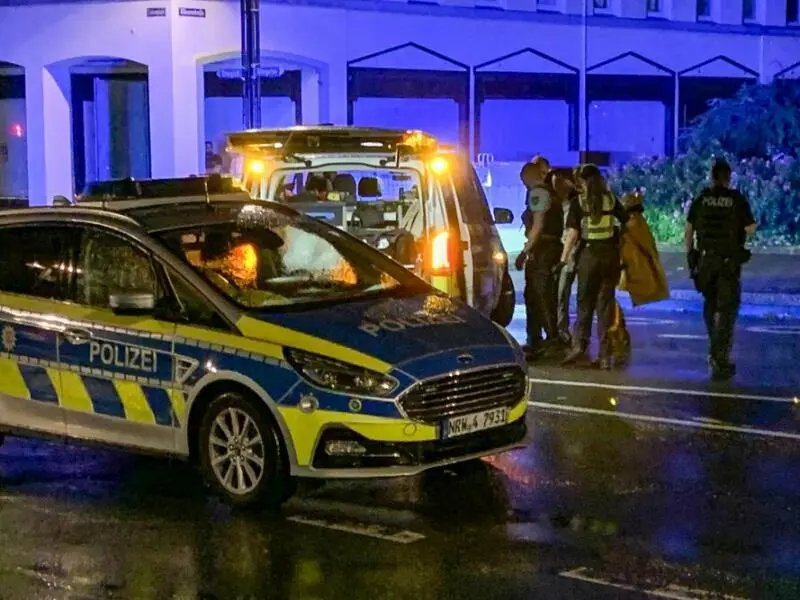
[607,152,800,247]
[606,81,800,247]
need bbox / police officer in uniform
[514,156,564,358]
[551,169,580,345]
[559,164,629,368]
[685,159,757,380]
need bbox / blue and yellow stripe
[0,356,185,428]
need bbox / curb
[513,291,800,318]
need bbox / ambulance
[223,126,516,328]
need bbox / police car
[0,178,529,507]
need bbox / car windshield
[139,202,429,310]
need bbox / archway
[0,61,27,203]
[586,52,676,159]
[678,56,758,134]
[473,48,580,163]
[199,52,323,171]
[347,43,470,150]
[55,57,151,193]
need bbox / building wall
[0,0,798,202]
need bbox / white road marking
[529,401,800,441]
[511,306,676,326]
[560,567,747,600]
[527,377,797,404]
[658,333,706,340]
[286,515,426,544]
[746,325,800,335]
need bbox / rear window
[449,158,493,225]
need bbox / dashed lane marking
[657,333,706,340]
[560,567,747,600]
[527,377,797,404]
[286,515,426,544]
[529,401,800,441]
[746,325,800,335]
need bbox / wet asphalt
[1,310,800,599]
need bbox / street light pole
[580,0,588,159]
[240,0,262,129]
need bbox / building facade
[0,0,799,204]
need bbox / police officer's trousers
[557,258,577,343]
[524,241,562,348]
[695,253,741,365]
[573,242,620,358]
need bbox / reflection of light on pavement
[483,452,536,486]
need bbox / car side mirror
[109,292,155,315]
[493,207,514,225]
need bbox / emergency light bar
[225,126,440,157]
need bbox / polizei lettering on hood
[359,313,466,337]
[89,341,158,373]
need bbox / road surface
[1,311,799,599]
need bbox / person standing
[559,164,629,369]
[685,158,757,380]
[551,169,580,345]
[514,156,564,358]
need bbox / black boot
[709,356,736,381]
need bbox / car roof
[78,174,243,200]
[0,206,143,229]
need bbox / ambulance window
[74,229,163,309]
[0,225,80,301]
[450,159,493,225]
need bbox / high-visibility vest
[579,193,616,241]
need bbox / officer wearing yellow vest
[557,164,630,368]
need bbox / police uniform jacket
[687,185,755,258]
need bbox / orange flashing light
[402,130,438,152]
[246,159,266,174]
[429,156,448,175]
[430,230,452,274]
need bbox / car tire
[491,270,515,327]
[197,391,291,509]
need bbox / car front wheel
[198,391,291,509]
[491,270,515,327]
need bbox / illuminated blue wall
[0,0,799,201]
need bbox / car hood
[245,292,517,373]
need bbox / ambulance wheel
[198,391,290,509]
[491,271,515,328]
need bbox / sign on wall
[178,7,206,18]
[146,7,166,17]
[216,67,284,79]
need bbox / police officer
[550,169,580,345]
[685,158,757,380]
[559,164,629,368]
[514,156,564,358]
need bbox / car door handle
[62,327,93,344]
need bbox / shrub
[607,152,800,247]
[606,80,800,246]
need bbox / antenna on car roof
[203,176,211,209]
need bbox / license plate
[441,407,508,439]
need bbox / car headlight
[285,348,399,397]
